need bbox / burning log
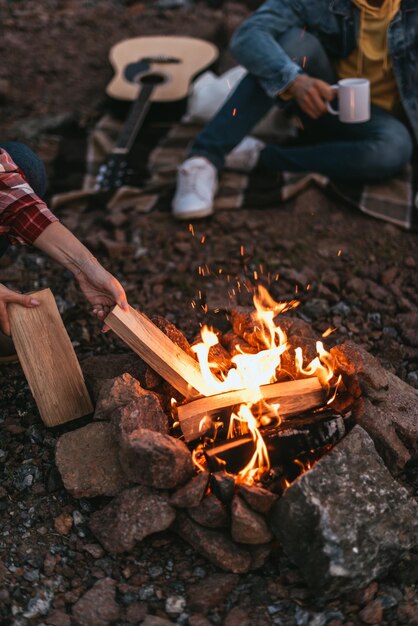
[178,377,325,442]
[204,410,347,474]
[105,304,206,399]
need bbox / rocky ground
[0,1,417,625]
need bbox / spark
[188,223,195,236]
[232,108,237,117]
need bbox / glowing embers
[178,285,343,485]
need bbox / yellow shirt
[336,0,401,112]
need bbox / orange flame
[191,285,340,483]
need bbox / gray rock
[270,426,418,597]
[231,495,273,544]
[175,513,251,574]
[55,422,129,498]
[332,341,418,473]
[89,486,176,553]
[303,298,330,320]
[72,578,120,626]
[23,590,53,618]
[119,428,194,489]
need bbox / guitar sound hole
[139,73,166,85]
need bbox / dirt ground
[0,1,417,625]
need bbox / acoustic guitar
[95,35,219,191]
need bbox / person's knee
[0,141,47,197]
[371,123,413,178]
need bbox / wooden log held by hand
[8,288,93,427]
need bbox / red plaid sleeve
[0,148,58,245]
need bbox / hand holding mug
[287,75,336,119]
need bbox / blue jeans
[190,29,413,181]
[0,142,47,257]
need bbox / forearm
[32,221,95,275]
[230,0,305,97]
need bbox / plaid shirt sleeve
[0,148,58,246]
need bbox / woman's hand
[0,283,40,336]
[75,257,128,326]
[33,222,129,329]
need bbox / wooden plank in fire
[105,304,207,399]
[178,377,325,442]
[205,410,347,474]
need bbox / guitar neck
[113,81,155,154]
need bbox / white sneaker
[225,136,266,173]
[172,157,218,220]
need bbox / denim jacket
[230,0,418,141]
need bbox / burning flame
[190,285,339,484]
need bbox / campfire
[174,286,348,488]
[108,284,350,491]
[55,282,418,597]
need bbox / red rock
[72,578,120,626]
[151,315,194,356]
[188,615,214,626]
[248,543,273,570]
[170,472,209,508]
[187,573,239,612]
[358,599,384,624]
[43,552,60,575]
[175,513,251,574]
[188,494,229,529]
[45,610,71,626]
[111,387,168,437]
[83,544,104,559]
[55,422,129,498]
[231,495,273,544]
[238,483,278,514]
[224,606,251,626]
[93,372,144,421]
[125,602,148,623]
[89,486,176,553]
[141,617,177,626]
[119,428,194,489]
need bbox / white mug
[327,78,370,123]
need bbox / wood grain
[105,304,207,399]
[178,377,325,442]
[8,289,93,427]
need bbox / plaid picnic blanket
[51,113,418,231]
